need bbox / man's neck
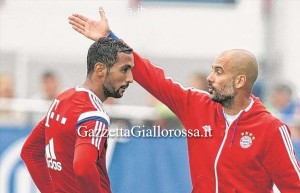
[223,97,252,115]
[82,78,107,102]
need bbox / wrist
[107,31,120,41]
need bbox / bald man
[207,49,258,110]
[68,9,300,193]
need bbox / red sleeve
[132,51,207,122]
[20,119,54,193]
[262,124,300,192]
[73,143,101,193]
[74,118,108,193]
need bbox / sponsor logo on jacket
[45,138,62,171]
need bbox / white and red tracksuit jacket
[132,51,300,193]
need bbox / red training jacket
[21,85,111,193]
[132,51,300,193]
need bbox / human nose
[207,72,213,83]
[126,70,134,84]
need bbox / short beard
[103,85,122,98]
[211,94,234,108]
[210,78,236,108]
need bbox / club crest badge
[240,131,255,149]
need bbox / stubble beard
[210,80,236,108]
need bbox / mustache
[208,82,214,89]
[120,84,129,89]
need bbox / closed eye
[212,66,224,76]
[121,65,132,73]
[216,70,222,75]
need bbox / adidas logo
[45,138,62,171]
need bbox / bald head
[207,49,258,108]
[218,49,258,88]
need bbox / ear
[235,75,246,89]
[94,62,107,77]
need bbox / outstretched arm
[68,7,110,41]
[68,8,207,125]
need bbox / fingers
[71,26,85,35]
[69,14,87,27]
[99,7,107,20]
[73,13,89,22]
[69,19,85,32]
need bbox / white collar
[223,97,254,127]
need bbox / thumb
[99,7,107,20]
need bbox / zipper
[214,126,230,193]
[214,110,243,193]
[213,98,253,192]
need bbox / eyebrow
[121,64,134,69]
[212,65,224,72]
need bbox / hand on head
[68,7,110,41]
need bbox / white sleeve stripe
[97,123,105,149]
[77,111,110,125]
[92,121,99,147]
[280,125,300,172]
[94,122,103,149]
[91,121,99,146]
[279,125,300,179]
[281,126,295,157]
[280,125,300,173]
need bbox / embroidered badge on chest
[240,131,255,149]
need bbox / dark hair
[87,37,133,75]
[42,70,57,80]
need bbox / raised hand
[68,7,110,41]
